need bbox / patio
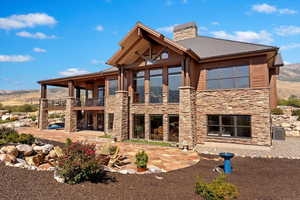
[17,127,200,172]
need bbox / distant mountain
[279,63,300,82]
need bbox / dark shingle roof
[176,36,278,59]
[100,66,118,73]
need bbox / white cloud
[0,13,57,30]
[281,43,300,50]
[0,55,33,62]
[251,3,297,15]
[91,59,105,65]
[16,31,56,39]
[182,0,188,4]
[211,22,220,25]
[275,25,300,36]
[96,25,104,32]
[156,24,178,34]
[165,0,173,6]
[33,47,47,53]
[211,30,273,44]
[59,68,90,76]
[284,61,291,65]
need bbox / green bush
[135,150,148,169]
[195,174,239,200]
[278,96,300,108]
[0,127,35,144]
[30,115,37,122]
[271,108,284,115]
[3,104,38,113]
[57,141,106,184]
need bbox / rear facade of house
[38,22,283,148]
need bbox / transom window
[168,66,181,103]
[133,71,145,103]
[207,115,251,138]
[150,69,163,103]
[108,79,117,95]
[207,65,249,90]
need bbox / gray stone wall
[39,98,48,129]
[64,97,77,133]
[113,91,129,141]
[195,88,271,146]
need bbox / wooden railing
[75,98,104,107]
[46,99,66,109]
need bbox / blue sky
[0,0,299,90]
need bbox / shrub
[271,108,284,115]
[195,174,239,200]
[65,138,72,146]
[57,141,106,184]
[3,104,38,113]
[135,150,148,169]
[30,115,37,122]
[0,127,35,144]
[278,96,300,108]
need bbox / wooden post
[185,57,191,86]
[68,81,74,97]
[41,84,47,98]
[181,57,186,86]
[120,67,125,91]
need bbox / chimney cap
[174,22,197,32]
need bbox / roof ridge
[178,35,278,49]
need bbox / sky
[0,0,299,90]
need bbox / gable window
[207,115,251,138]
[207,65,249,90]
[168,66,181,103]
[133,71,145,103]
[161,52,169,59]
[108,79,117,95]
[150,69,163,103]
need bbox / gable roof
[176,35,278,60]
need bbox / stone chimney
[173,22,198,41]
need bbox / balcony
[46,99,66,110]
[73,98,105,110]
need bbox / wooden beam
[41,84,47,98]
[115,37,142,64]
[68,81,75,97]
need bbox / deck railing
[46,99,67,109]
[75,98,104,107]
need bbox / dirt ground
[1,151,300,200]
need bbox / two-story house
[38,22,283,148]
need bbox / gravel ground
[1,154,300,200]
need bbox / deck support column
[39,98,48,130]
[113,90,129,141]
[64,97,77,132]
[179,86,196,149]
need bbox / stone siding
[39,98,48,129]
[64,98,77,132]
[195,88,271,146]
[114,91,129,141]
[104,94,119,136]
[174,27,197,41]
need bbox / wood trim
[72,106,105,111]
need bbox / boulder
[0,154,16,164]
[54,170,65,183]
[33,144,54,154]
[38,163,53,171]
[53,146,64,158]
[16,144,33,156]
[1,146,18,157]
[25,154,44,166]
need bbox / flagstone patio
[17,127,200,172]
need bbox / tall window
[108,113,114,130]
[150,69,163,103]
[98,86,105,106]
[150,115,163,140]
[207,65,249,90]
[169,115,179,142]
[133,114,145,139]
[108,79,117,95]
[168,66,181,103]
[133,71,145,103]
[207,115,251,138]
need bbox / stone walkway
[195,137,300,159]
[17,128,200,172]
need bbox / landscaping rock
[16,144,33,156]
[1,154,17,164]
[25,154,44,166]
[39,163,53,171]
[54,170,65,183]
[33,144,54,154]
[1,146,18,157]
[53,146,63,158]
[148,166,164,173]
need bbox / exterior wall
[39,99,48,129]
[270,74,278,109]
[173,27,197,41]
[114,91,129,141]
[195,88,272,146]
[64,97,77,132]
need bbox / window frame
[168,66,181,103]
[133,70,145,103]
[206,65,250,90]
[149,114,164,141]
[207,115,251,138]
[108,79,117,96]
[149,68,163,104]
[168,114,179,142]
[108,113,114,130]
[133,114,145,139]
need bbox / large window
[133,114,145,139]
[150,115,163,140]
[108,79,117,95]
[207,115,251,138]
[207,65,249,90]
[108,113,114,130]
[169,115,179,142]
[150,69,163,103]
[168,67,181,103]
[133,71,145,103]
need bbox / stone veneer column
[64,97,77,133]
[145,114,150,140]
[114,91,129,141]
[39,98,48,129]
[179,86,196,148]
[163,113,169,142]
